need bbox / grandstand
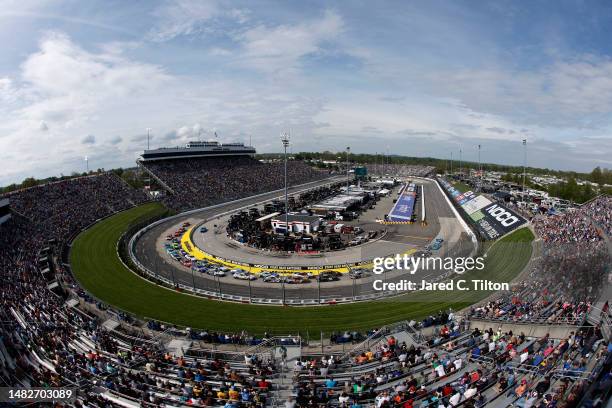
[0,162,610,406]
[0,197,10,225]
[138,143,329,211]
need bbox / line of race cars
[163,223,372,284]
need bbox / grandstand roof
[140,142,256,161]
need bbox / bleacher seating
[0,170,609,407]
[141,156,328,211]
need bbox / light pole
[386,146,390,175]
[282,278,286,305]
[85,156,89,173]
[522,139,527,203]
[450,152,453,175]
[477,144,481,190]
[374,152,377,175]
[170,266,176,287]
[146,128,152,150]
[346,146,350,193]
[459,148,462,177]
[191,265,196,291]
[281,133,290,234]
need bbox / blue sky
[1,0,612,184]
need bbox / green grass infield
[70,202,534,334]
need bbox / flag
[214,131,218,138]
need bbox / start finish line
[388,184,416,222]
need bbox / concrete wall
[469,319,579,339]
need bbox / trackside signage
[438,178,526,240]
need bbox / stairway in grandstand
[270,340,302,404]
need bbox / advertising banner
[462,195,492,215]
[438,179,526,240]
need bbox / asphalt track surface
[134,177,473,302]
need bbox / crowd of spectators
[365,164,436,178]
[0,168,610,407]
[582,196,612,236]
[142,156,329,211]
[4,173,148,243]
[294,318,610,407]
[0,174,275,406]
[471,196,610,325]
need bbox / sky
[1,0,612,185]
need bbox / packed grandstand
[140,156,329,211]
[0,152,611,408]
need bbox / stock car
[207,268,226,277]
[291,272,314,280]
[262,274,283,283]
[317,271,342,282]
[348,268,369,279]
[193,264,208,273]
[286,275,310,284]
[232,270,257,280]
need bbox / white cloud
[109,135,122,145]
[0,31,334,184]
[148,0,220,41]
[81,134,95,144]
[234,10,344,74]
[147,0,250,42]
[0,32,174,183]
[420,56,612,127]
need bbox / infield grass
[70,203,534,334]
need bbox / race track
[133,177,474,303]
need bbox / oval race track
[132,177,475,303]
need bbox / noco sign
[439,178,526,240]
[470,202,526,240]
